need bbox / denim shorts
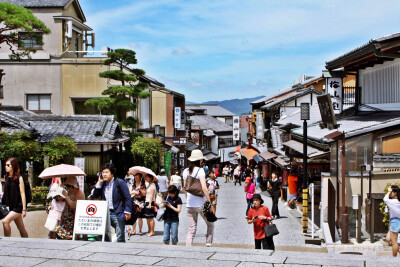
[289,194,297,201]
[390,217,400,233]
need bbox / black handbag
[264,222,279,237]
[0,204,9,220]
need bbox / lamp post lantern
[300,103,310,234]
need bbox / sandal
[138,232,143,236]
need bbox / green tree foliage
[0,3,50,60]
[0,131,41,161]
[42,136,82,166]
[131,136,162,172]
[85,49,150,128]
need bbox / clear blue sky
[80,0,400,103]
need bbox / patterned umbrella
[39,164,86,179]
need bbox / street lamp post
[300,103,310,234]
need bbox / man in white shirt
[157,169,169,198]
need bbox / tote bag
[184,168,204,197]
[264,222,279,237]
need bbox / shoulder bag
[156,196,168,221]
[264,221,279,237]
[184,168,204,197]
[0,204,9,220]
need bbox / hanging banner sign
[174,107,181,129]
[326,77,342,114]
[256,112,264,140]
[233,116,240,141]
[164,151,172,174]
[73,200,111,241]
[74,157,85,193]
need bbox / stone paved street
[0,177,398,266]
[127,177,307,248]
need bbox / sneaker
[206,243,212,247]
[164,242,169,245]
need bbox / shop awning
[204,153,220,161]
[273,157,290,167]
[239,148,259,160]
[282,140,327,158]
[259,151,277,161]
[253,154,262,163]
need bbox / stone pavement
[127,177,309,249]
[0,236,398,267]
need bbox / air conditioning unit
[65,20,73,39]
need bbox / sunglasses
[6,164,11,167]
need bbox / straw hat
[64,176,79,188]
[188,149,205,162]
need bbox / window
[27,94,51,112]
[0,86,3,99]
[74,100,100,115]
[18,32,43,49]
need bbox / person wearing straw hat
[54,175,85,239]
[92,162,132,242]
[183,149,214,247]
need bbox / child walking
[162,185,182,245]
[247,194,274,250]
[45,184,66,239]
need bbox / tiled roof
[190,115,232,133]
[261,87,322,110]
[326,32,400,70]
[251,86,294,105]
[293,111,400,142]
[0,107,128,144]
[0,0,71,7]
[276,104,322,127]
[186,104,236,117]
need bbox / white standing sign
[232,116,240,141]
[174,107,181,129]
[74,157,85,193]
[73,200,111,241]
[326,77,342,114]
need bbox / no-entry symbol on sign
[86,204,97,216]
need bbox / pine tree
[0,3,50,60]
[85,49,150,128]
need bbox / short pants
[210,195,218,205]
[390,217,400,232]
[289,194,297,201]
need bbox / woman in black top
[2,158,28,237]
[268,173,281,219]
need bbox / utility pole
[301,103,310,234]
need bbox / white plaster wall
[1,64,62,114]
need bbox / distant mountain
[202,96,265,115]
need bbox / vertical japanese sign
[256,112,264,140]
[179,153,185,168]
[164,151,172,174]
[74,157,85,193]
[174,107,181,129]
[326,77,342,114]
[232,116,240,141]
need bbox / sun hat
[252,194,264,204]
[47,184,66,199]
[188,149,205,162]
[64,175,79,188]
[245,177,252,183]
